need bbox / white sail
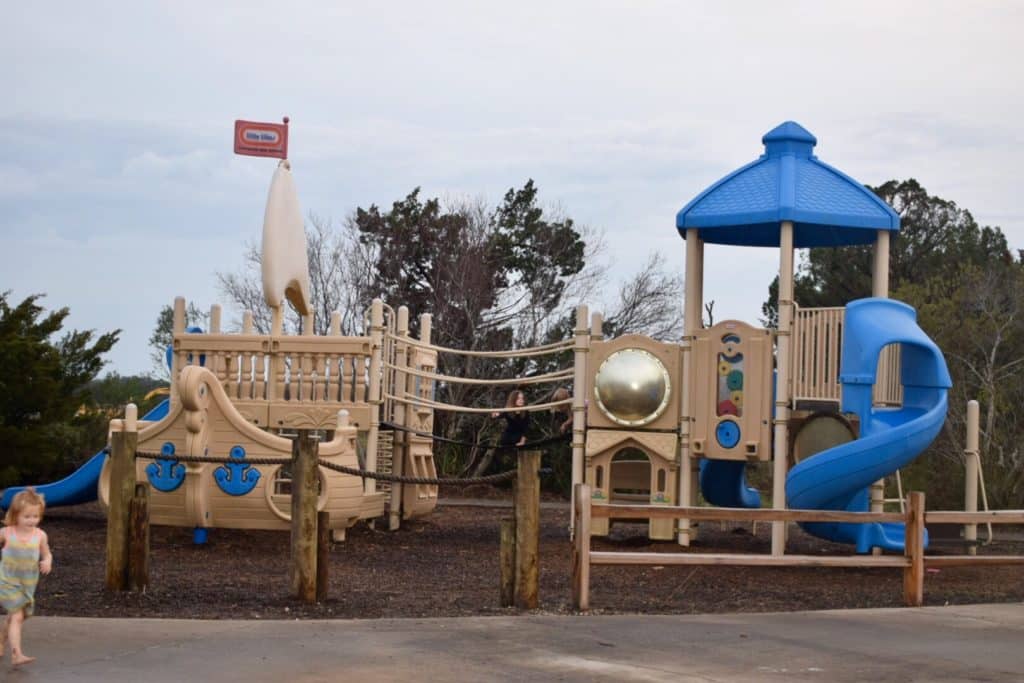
[261,160,311,316]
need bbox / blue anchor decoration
[214,445,261,496]
[146,442,186,493]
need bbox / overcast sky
[3,1,1022,376]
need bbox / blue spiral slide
[1,398,171,511]
[785,298,951,553]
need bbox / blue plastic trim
[213,445,261,496]
[146,441,186,493]
[675,121,900,247]
[715,420,741,449]
[700,460,761,509]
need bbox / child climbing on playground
[492,389,530,453]
[549,387,573,435]
[0,487,52,668]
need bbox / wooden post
[316,510,331,603]
[570,304,589,535]
[105,405,138,592]
[903,491,925,607]
[290,430,319,603]
[964,399,980,556]
[499,518,516,607]
[389,306,410,531]
[572,483,592,611]
[514,450,541,609]
[127,483,150,593]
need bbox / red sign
[234,118,289,159]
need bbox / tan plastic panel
[584,429,679,540]
[690,320,772,462]
[585,335,682,432]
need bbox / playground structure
[2,158,577,544]
[565,121,955,556]
[567,121,1024,610]
[96,158,449,539]
[0,120,1007,566]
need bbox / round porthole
[593,348,671,426]
[264,465,328,521]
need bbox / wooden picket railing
[175,334,372,402]
[792,306,902,407]
[173,333,374,429]
[571,483,1024,611]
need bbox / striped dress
[0,527,41,616]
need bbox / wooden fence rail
[571,483,1024,611]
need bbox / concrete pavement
[5,603,1023,682]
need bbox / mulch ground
[36,493,1024,620]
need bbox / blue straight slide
[700,459,761,509]
[1,398,171,511]
[785,299,951,553]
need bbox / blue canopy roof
[676,121,900,247]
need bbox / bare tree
[900,262,1024,508]
[603,253,684,341]
[216,214,375,335]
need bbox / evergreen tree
[0,292,119,488]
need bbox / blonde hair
[4,487,45,526]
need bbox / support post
[590,312,603,341]
[389,306,410,531]
[290,430,319,603]
[105,404,138,592]
[499,518,516,607]
[364,299,384,495]
[903,491,925,607]
[514,450,541,609]
[570,304,589,534]
[268,305,284,401]
[771,222,795,555]
[679,228,702,546]
[316,510,331,602]
[127,483,150,593]
[870,229,892,554]
[571,483,592,611]
[209,304,221,333]
[964,399,980,555]
[170,298,186,408]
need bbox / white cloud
[2,2,1023,373]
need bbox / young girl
[0,487,53,668]
[492,389,530,451]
